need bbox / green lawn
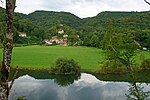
[0,46,150,70]
[0,46,105,70]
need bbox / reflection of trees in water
[9,88,27,100]
[16,96,27,100]
[126,82,150,100]
[52,74,81,86]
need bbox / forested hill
[82,11,150,30]
[17,10,83,29]
[80,11,150,35]
[80,11,150,48]
[0,7,150,48]
[96,11,150,19]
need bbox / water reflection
[126,82,150,100]
[7,73,139,100]
[51,74,80,86]
[1,71,150,100]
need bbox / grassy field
[0,46,150,70]
[0,46,105,70]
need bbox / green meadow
[0,46,150,70]
[0,46,105,70]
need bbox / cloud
[9,74,150,100]
[2,0,150,18]
[102,0,150,11]
[62,1,113,18]
[9,74,129,100]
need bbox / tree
[0,22,5,47]
[90,34,99,47]
[68,34,79,45]
[126,82,150,100]
[102,27,137,71]
[144,0,150,5]
[0,0,3,4]
[1,0,16,82]
[51,57,80,75]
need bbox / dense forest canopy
[80,11,150,49]
[0,7,150,49]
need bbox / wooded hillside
[0,7,150,49]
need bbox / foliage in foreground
[97,58,150,74]
[101,27,137,71]
[51,57,80,75]
[98,61,130,74]
[126,83,150,100]
[141,59,150,69]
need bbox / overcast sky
[1,0,150,18]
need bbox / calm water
[8,73,150,100]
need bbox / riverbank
[7,68,150,83]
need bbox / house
[58,29,64,34]
[142,47,147,51]
[44,39,52,45]
[19,32,27,37]
[50,37,60,44]
[63,34,68,38]
[60,39,68,46]
[77,35,80,38]
[44,37,60,45]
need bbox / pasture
[0,46,104,70]
[0,46,150,70]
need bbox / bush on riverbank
[141,59,150,69]
[51,57,80,75]
[97,58,150,74]
[98,64,129,74]
[97,60,141,74]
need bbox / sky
[1,0,150,18]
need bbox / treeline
[80,11,150,49]
[0,7,150,49]
[0,7,46,45]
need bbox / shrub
[103,60,124,68]
[51,57,80,75]
[98,60,130,74]
[141,59,150,69]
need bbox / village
[44,28,68,46]
[18,25,80,46]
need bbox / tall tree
[144,0,150,5]
[0,0,3,3]
[102,27,137,71]
[1,0,16,82]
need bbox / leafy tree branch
[144,0,150,5]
